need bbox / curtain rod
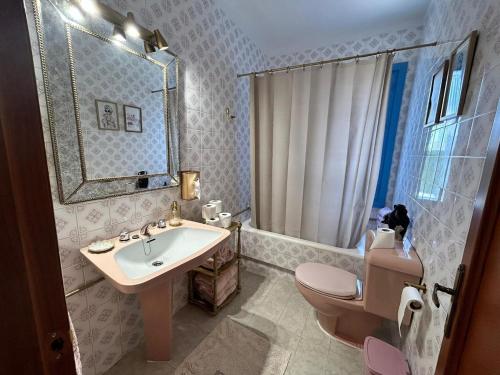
[237,41,438,78]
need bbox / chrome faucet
[140,222,156,237]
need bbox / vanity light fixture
[124,12,140,38]
[66,1,171,56]
[154,29,169,50]
[112,24,126,42]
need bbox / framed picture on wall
[424,60,449,127]
[440,30,479,120]
[95,99,119,130]
[124,105,142,133]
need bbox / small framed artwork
[424,60,449,127]
[95,99,119,130]
[440,30,479,120]
[124,105,142,133]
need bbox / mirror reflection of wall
[71,26,167,179]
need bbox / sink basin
[80,219,231,361]
[81,219,230,294]
[115,227,224,280]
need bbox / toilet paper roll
[205,217,221,227]
[202,204,217,220]
[209,200,222,214]
[398,286,423,336]
[370,227,395,249]
[219,212,232,228]
[193,178,201,200]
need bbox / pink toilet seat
[295,263,357,299]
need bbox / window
[373,62,408,208]
[416,124,456,202]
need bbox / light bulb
[80,0,99,15]
[112,24,126,42]
[124,12,140,38]
[67,2,84,22]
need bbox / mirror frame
[32,0,180,204]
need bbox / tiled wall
[393,0,500,373]
[24,0,266,374]
[266,26,424,207]
[241,222,365,279]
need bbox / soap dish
[88,240,114,254]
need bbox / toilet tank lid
[366,246,422,277]
[364,336,410,375]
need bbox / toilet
[295,231,422,347]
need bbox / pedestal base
[139,281,172,361]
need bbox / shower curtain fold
[250,54,393,248]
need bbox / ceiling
[216,0,429,56]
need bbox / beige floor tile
[105,270,364,375]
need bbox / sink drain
[152,260,163,267]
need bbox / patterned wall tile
[24,0,267,372]
[392,0,500,373]
[241,223,364,279]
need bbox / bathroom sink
[114,227,224,280]
[81,220,230,294]
[80,219,230,362]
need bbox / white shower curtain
[250,54,393,248]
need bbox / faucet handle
[157,219,167,228]
[119,231,130,242]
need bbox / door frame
[435,100,500,374]
[0,0,76,373]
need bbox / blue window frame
[373,62,408,208]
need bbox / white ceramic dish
[88,240,114,253]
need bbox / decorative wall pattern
[241,222,365,279]
[71,27,168,179]
[24,0,267,373]
[266,26,424,208]
[393,0,500,373]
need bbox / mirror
[32,0,180,203]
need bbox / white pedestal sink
[80,220,230,361]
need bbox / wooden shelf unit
[188,221,242,315]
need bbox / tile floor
[105,269,364,375]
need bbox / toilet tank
[364,241,422,322]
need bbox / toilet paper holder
[403,281,427,294]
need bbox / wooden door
[435,102,500,374]
[458,213,500,373]
[0,0,77,373]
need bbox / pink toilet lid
[363,336,410,375]
[295,263,357,298]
